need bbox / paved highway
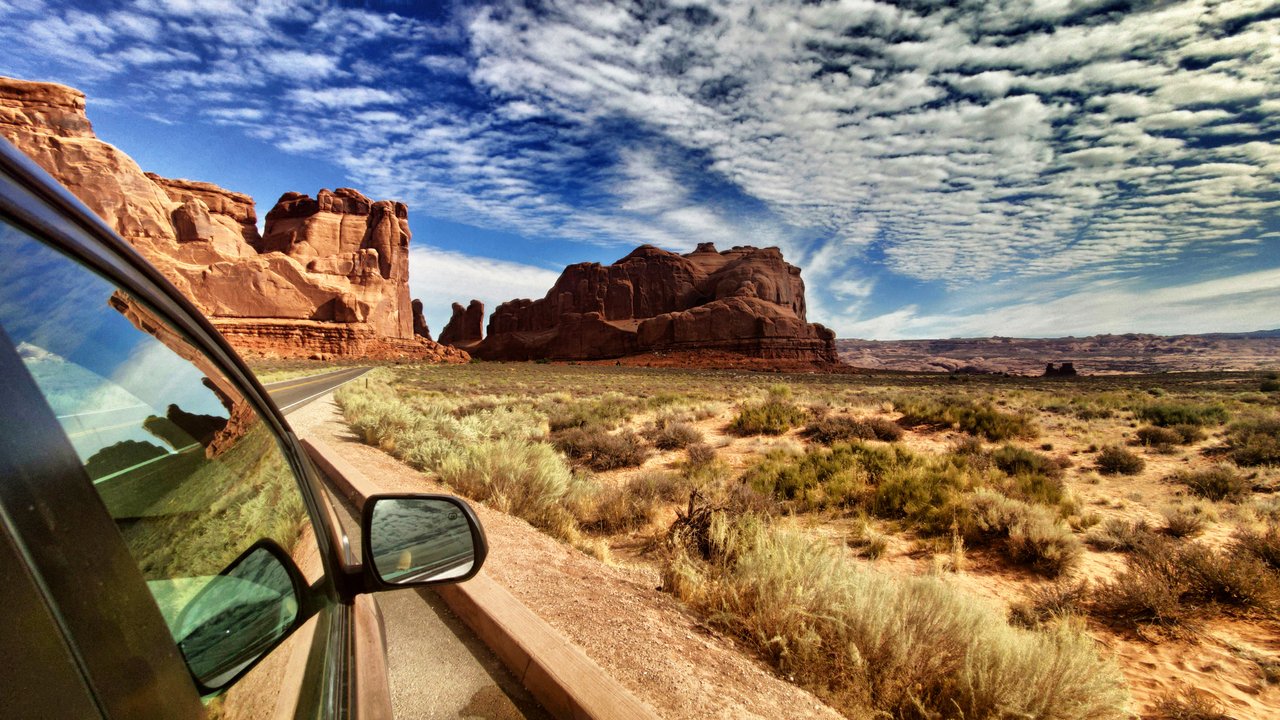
[263,366,371,413]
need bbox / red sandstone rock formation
[475,242,836,364]
[0,75,464,362]
[411,299,432,340]
[438,299,484,348]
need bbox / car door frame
[0,137,372,718]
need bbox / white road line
[278,369,370,414]
[92,442,201,485]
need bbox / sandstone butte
[446,242,838,366]
[0,75,466,363]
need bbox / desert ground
[259,359,1280,719]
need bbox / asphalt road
[263,366,371,413]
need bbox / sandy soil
[288,396,844,720]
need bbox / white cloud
[286,86,402,109]
[407,246,561,334]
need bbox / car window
[0,218,321,693]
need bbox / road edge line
[302,437,660,720]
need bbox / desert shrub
[661,509,1127,720]
[685,442,717,469]
[553,427,651,471]
[742,445,873,512]
[960,490,1082,576]
[1149,689,1233,720]
[1224,417,1280,467]
[873,463,972,531]
[586,472,686,533]
[337,376,590,541]
[1092,538,1279,632]
[846,520,889,560]
[546,393,633,431]
[992,444,1065,479]
[1136,402,1229,428]
[896,396,1037,441]
[1160,507,1206,538]
[1096,445,1145,475]
[1168,465,1249,502]
[728,397,807,436]
[1135,425,1183,448]
[1085,517,1155,552]
[803,415,902,444]
[1233,523,1280,571]
[1261,379,1280,393]
[643,417,703,450]
[1008,580,1090,629]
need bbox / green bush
[662,510,1126,719]
[546,393,634,431]
[896,396,1037,441]
[1167,465,1250,502]
[1225,417,1280,467]
[553,427,651,471]
[728,398,807,436]
[1096,445,1145,475]
[803,415,903,444]
[742,445,873,512]
[1136,402,1229,428]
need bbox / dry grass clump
[661,505,1127,720]
[1135,424,1205,450]
[553,426,651,471]
[336,374,592,542]
[728,386,807,436]
[1149,689,1233,720]
[1168,465,1250,502]
[991,444,1070,507]
[1086,517,1156,552]
[802,415,903,444]
[1008,580,1090,629]
[895,396,1038,441]
[1096,445,1145,475]
[1232,522,1280,570]
[1224,416,1280,467]
[1092,537,1280,634]
[962,490,1083,577]
[642,416,703,450]
[586,471,690,533]
[1136,402,1230,428]
[1160,506,1207,539]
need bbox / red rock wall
[438,299,484,348]
[0,75,455,361]
[476,243,836,364]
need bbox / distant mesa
[469,242,837,365]
[0,75,466,362]
[438,299,484,349]
[1042,362,1078,377]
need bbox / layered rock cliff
[0,76,464,362]
[473,243,837,363]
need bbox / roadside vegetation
[332,363,1280,718]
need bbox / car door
[0,138,378,719]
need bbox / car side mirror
[172,539,305,694]
[361,494,487,588]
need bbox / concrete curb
[303,438,660,720]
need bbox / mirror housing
[361,494,487,590]
[172,539,305,694]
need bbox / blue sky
[1,0,1277,339]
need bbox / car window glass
[0,219,320,691]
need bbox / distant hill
[836,331,1280,375]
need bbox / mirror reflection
[173,542,299,690]
[369,498,475,584]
